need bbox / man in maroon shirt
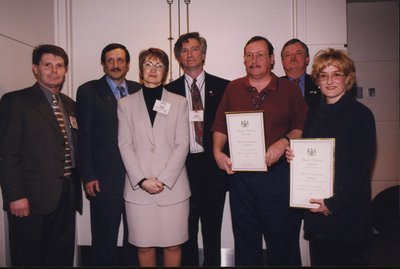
[212,36,308,266]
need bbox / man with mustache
[76,43,141,266]
[281,38,321,110]
[212,36,308,266]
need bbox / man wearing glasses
[212,36,308,266]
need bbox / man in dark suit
[165,32,230,267]
[76,43,141,266]
[281,38,321,264]
[0,44,82,266]
[281,38,322,110]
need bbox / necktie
[190,79,204,146]
[51,94,72,178]
[292,78,304,96]
[117,85,127,98]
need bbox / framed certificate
[289,138,335,208]
[225,111,267,172]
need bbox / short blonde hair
[311,48,356,90]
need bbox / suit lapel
[152,89,169,138]
[30,85,61,132]
[127,81,141,95]
[203,73,215,126]
[59,94,74,116]
[175,76,187,97]
[138,90,155,145]
[97,76,118,110]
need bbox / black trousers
[229,161,302,266]
[8,179,76,266]
[181,153,227,267]
[309,238,370,266]
[89,191,138,266]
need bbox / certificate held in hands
[289,138,335,208]
[225,111,267,172]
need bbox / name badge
[153,100,171,115]
[69,115,78,129]
[190,110,204,122]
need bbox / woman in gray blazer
[118,48,190,266]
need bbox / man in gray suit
[0,44,82,266]
[76,43,141,266]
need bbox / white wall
[68,0,296,96]
[347,1,400,198]
[66,0,347,100]
[0,0,55,97]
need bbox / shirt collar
[105,76,128,93]
[289,73,305,84]
[38,83,59,103]
[244,72,279,93]
[184,71,205,86]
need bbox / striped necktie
[51,94,72,178]
[117,85,127,98]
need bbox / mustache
[111,68,121,72]
[249,65,262,69]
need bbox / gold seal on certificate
[289,138,335,208]
[225,111,267,172]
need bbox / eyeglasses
[143,62,165,71]
[244,51,268,61]
[318,71,345,81]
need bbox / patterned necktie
[117,85,127,98]
[190,79,204,146]
[51,94,72,177]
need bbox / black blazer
[76,75,141,195]
[303,93,376,242]
[165,72,230,189]
[283,74,322,110]
[0,83,82,214]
